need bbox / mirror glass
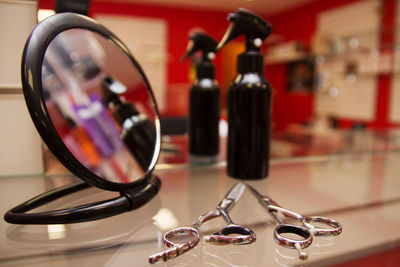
[42,29,157,184]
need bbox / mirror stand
[4,175,160,224]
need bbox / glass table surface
[1,151,400,266]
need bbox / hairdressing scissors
[246,183,342,260]
[149,183,256,264]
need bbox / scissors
[149,183,256,264]
[246,183,342,260]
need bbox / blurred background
[1,0,400,174]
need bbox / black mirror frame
[22,12,161,191]
[4,13,162,224]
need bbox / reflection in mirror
[42,29,157,184]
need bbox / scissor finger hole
[205,225,256,245]
[164,227,200,248]
[219,225,254,236]
[306,216,342,236]
[274,224,313,249]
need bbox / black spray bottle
[217,9,273,179]
[182,32,220,163]
[102,75,156,170]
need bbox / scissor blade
[246,183,276,209]
[224,183,246,203]
[246,183,265,201]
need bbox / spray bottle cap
[182,32,218,79]
[217,8,272,73]
[101,75,138,125]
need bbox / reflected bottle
[64,117,102,168]
[102,75,156,170]
[74,102,116,158]
[89,92,124,152]
[42,61,102,168]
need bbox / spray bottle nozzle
[102,75,120,106]
[101,75,130,108]
[216,8,272,52]
[181,32,218,61]
[182,32,218,79]
[101,75,139,124]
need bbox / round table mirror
[4,13,162,224]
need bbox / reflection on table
[2,151,400,266]
[158,128,400,165]
[43,118,400,173]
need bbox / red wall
[372,0,398,129]
[267,0,398,131]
